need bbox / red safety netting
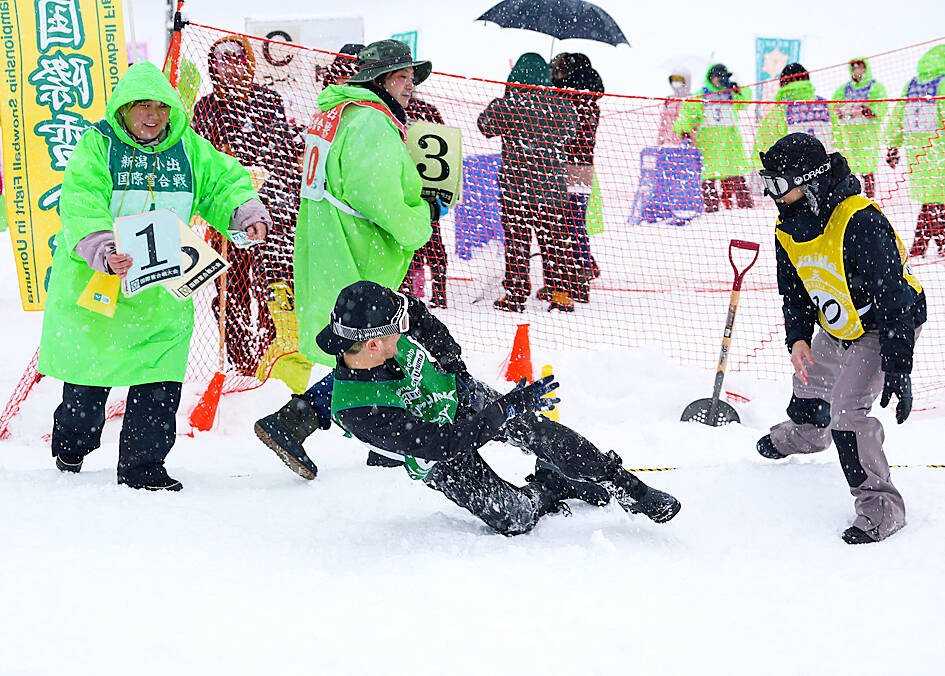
[2,26,944,439]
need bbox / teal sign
[391,30,418,58]
[755,37,802,100]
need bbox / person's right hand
[790,340,814,385]
[886,147,900,169]
[496,375,560,420]
[107,253,134,279]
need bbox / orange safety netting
[2,26,944,439]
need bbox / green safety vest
[331,335,457,479]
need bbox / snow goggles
[759,160,831,199]
[329,291,410,342]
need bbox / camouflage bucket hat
[347,39,432,85]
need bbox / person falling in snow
[307,280,681,535]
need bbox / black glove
[886,147,900,169]
[496,375,560,420]
[880,372,912,424]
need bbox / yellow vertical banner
[1,0,127,310]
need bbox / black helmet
[779,62,809,87]
[758,133,830,199]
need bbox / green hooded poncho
[754,78,841,163]
[38,62,258,386]
[294,84,432,366]
[673,64,752,179]
[886,45,945,204]
[830,58,888,174]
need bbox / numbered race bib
[300,100,407,205]
[405,121,463,207]
[162,218,230,301]
[299,106,344,202]
[703,101,736,127]
[114,208,183,297]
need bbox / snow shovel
[681,239,760,426]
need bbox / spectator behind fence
[478,52,579,313]
[673,63,754,212]
[755,63,839,167]
[657,67,692,146]
[831,58,888,199]
[253,39,437,479]
[551,52,603,301]
[321,42,363,87]
[885,44,945,257]
[192,35,311,392]
[38,62,269,491]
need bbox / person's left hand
[880,372,912,424]
[245,221,268,241]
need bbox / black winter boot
[118,465,182,491]
[600,451,681,523]
[254,397,321,479]
[756,434,786,459]
[527,459,610,507]
[366,450,405,468]
[842,526,879,545]
[55,451,84,473]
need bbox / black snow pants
[422,376,620,536]
[52,381,183,483]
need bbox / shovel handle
[729,239,760,291]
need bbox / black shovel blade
[680,398,741,426]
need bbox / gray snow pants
[769,329,916,540]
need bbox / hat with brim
[316,281,409,356]
[347,39,432,85]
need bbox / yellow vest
[776,195,922,340]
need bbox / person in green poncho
[253,40,438,478]
[885,44,945,257]
[38,62,270,491]
[673,63,754,212]
[831,57,888,199]
[754,63,840,165]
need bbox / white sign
[162,219,231,301]
[114,209,183,297]
[405,122,463,207]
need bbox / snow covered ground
[2,237,943,675]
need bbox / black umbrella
[477,0,629,47]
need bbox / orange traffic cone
[504,323,533,383]
[189,371,225,433]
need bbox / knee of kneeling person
[787,395,831,427]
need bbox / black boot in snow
[600,451,681,523]
[254,397,321,479]
[55,451,84,473]
[118,465,182,491]
[756,434,786,459]
[842,526,879,545]
[366,450,405,468]
[527,459,611,507]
